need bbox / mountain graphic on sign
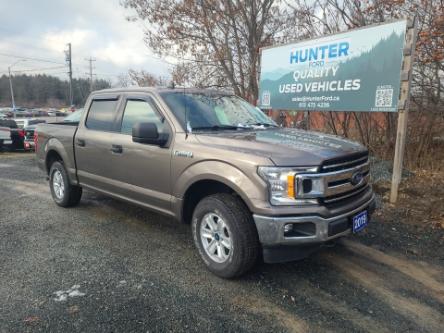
[259,31,405,112]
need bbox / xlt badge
[174,150,193,158]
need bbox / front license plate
[352,210,368,233]
[3,140,12,145]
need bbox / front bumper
[253,194,375,248]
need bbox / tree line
[0,74,111,108]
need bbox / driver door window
[110,96,172,212]
[121,99,164,134]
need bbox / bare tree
[117,73,131,88]
[127,69,160,87]
[116,69,161,87]
[122,0,303,103]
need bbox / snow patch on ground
[53,284,86,302]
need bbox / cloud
[0,0,171,82]
[43,29,96,53]
[94,42,147,67]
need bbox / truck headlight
[258,166,321,205]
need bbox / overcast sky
[0,0,171,84]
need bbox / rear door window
[85,99,119,131]
[120,99,164,135]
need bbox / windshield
[64,109,83,122]
[160,92,276,131]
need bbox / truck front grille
[295,151,371,205]
[322,184,370,204]
[322,163,370,198]
[320,152,369,173]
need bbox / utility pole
[8,67,15,110]
[8,59,26,111]
[65,43,73,106]
[85,57,96,92]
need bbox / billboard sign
[259,20,407,112]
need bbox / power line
[14,71,70,76]
[94,72,121,77]
[1,65,67,74]
[0,52,65,65]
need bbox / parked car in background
[23,124,40,151]
[0,119,24,151]
[63,109,83,123]
[14,118,46,129]
[2,111,14,118]
[31,109,50,117]
[48,111,66,117]
[18,119,47,151]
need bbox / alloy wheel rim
[52,170,65,200]
[200,212,232,263]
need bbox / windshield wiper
[245,122,278,128]
[191,125,243,131]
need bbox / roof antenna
[180,54,190,139]
[184,85,191,138]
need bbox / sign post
[390,18,417,203]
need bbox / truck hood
[194,128,366,166]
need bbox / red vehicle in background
[24,125,37,151]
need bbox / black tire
[192,193,260,278]
[49,161,82,207]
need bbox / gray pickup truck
[36,88,375,278]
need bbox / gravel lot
[1,153,443,332]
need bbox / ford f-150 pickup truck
[36,88,375,278]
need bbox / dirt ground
[374,169,444,230]
[1,153,443,332]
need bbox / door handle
[110,144,123,154]
[76,139,85,147]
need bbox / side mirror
[132,122,169,146]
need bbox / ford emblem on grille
[351,171,364,186]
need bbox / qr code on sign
[375,88,394,107]
[262,91,271,106]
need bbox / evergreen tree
[0,74,111,108]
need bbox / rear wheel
[192,193,260,278]
[49,161,82,207]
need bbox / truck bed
[35,122,79,176]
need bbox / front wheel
[192,193,260,278]
[49,161,82,207]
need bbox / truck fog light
[284,224,293,234]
